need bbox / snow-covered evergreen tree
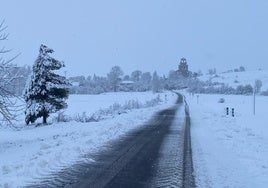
[24,44,70,125]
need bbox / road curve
[28,94,195,188]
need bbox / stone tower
[178,58,189,77]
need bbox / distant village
[68,58,196,94]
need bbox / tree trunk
[43,114,47,124]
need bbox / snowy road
[28,94,195,188]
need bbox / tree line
[68,59,194,94]
[68,67,165,94]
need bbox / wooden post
[253,90,256,115]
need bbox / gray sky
[2,0,268,77]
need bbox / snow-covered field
[65,92,170,116]
[0,92,177,188]
[199,69,268,91]
[187,93,268,188]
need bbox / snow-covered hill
[199,69,268,91]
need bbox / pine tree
[24,44,70,125]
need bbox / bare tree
[0,20,21,125]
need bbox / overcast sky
[2,0,268,77]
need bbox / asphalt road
[29,94,195,188]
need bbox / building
[119,80,134,91]
[177,58,190,77]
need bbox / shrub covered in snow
[218,98,225,103]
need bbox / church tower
[178,58,189,77]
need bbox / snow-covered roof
[120,80,134,84]
[71,81,80,86]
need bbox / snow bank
[0,92,177,187]
[187,93,268,188]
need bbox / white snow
[0,92,177,187]
[187,93,268,188]
[65,92,167,116]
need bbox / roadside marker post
[225,107,235,117]
[232,108,235,117]
[253,90,256,115]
